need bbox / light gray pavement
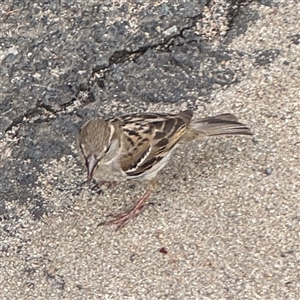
[0,0,299,299]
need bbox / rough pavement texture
[1,0,299,299]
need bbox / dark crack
[1,0,258,138]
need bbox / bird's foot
[101,191,152,230]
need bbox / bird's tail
[180,114,252,143]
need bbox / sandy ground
[1,1,299,299]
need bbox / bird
[78,110,252,229]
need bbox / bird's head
[78,118,120,182]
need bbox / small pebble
[265,167,273,175]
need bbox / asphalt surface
[1,0,299,299]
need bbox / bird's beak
[86,155,98,183]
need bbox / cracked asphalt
[1,0,299,299]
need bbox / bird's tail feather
[180,114,252,143]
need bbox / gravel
[1,0,299,299]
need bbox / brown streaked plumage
[78,110,252,229]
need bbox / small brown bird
[78,110,252,229]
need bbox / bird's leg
[102,178,158,230]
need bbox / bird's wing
[110,110,193,177]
